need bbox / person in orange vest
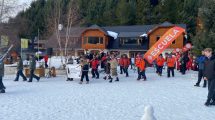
[166,54,176,78]
[122,54,130,77]
[119,55,124,74]
[156,54,165,76]
[137,56,147,81]
[91,56,100,79]
[135,53,141,74]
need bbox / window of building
[121,37,139,45]
[156,36,160,41]
[172,40,176,44]
[100,38,103,44]
[87,37,103,44]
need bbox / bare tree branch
[0,0,30,23]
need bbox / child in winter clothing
[122,54,130,77]
[180,52,189,75]
[137,56,147,81]
[166,54,176,77]
[101,54,107,71]
[80,56,90,84]
[119,55,124,74]
[91,56,99,79]
[103,57,111,80]
[109,55,119,83]
[156,54,165,76]
[135,54,141,79]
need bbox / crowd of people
[0,55,40,93]
[0,48,215,107]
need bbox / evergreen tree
[179,0,200,35]
[193,0,215,53]
[136,0,151,24]
[115,0,136,25]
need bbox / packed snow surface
[0,68,214,120]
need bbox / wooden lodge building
[46,22,186,57]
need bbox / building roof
[57,22,186,38]
[103,22,186,38]
[60,27,86,37]
[147,22,187,35]
[103,25,155,38]
[83,24,108,35]
[159,21,174,27]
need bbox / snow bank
[141,105,157,120]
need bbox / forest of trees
[7,0,215,54]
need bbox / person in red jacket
[119,55,124,74]
[187,54,193,71]
[101,54,107,71]
[156,54,165,76]
[166,54,176,78]
[43,55,49,68]
[122,54,130,77]
[91,56,100,79]
[137,56,147,81]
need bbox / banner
[144,26,185,64]
[21,38,29,49]
[0,35,9,47]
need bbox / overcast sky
[15,0,33,15]
[18,0,33,5]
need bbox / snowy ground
[0,67,214,120]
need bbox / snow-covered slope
[0,68,214,120]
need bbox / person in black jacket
[14,56,27,81]
[79,56,89,84]
[0,57,6,93]
[180,52,189,75]
[203,48,215,106]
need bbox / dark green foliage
[193,0,215,54]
